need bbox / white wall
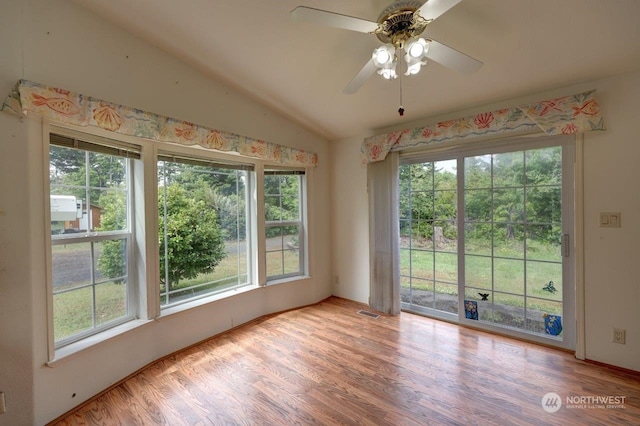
[331,72,640,373]
[0,0,331,424]
[330,137,371,304]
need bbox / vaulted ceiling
[72,0,640,141]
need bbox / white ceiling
[72,0,640,141]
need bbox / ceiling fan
[291,0,482,95]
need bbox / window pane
[493,188,524,223]
[494,224,524,259]
[526,147,561,186]
[465,255,492,290]
[434,252,457,283]
[265,175,300,221]
[464,155,491,189]
[158,158,249,306]
[264,195,281,221]
[409,278,434,309]
[95,239,127,282]
[493,152,523,188]
[494,258,524,294]
[266,224,301,278]
[50,145,86,185]
[266,251,284,277]
[400,247,411,276]
[95,282,127,326]
[435,282,458,314]
[88,152,127,188]
[464,189,491,222]
[94,189,128,232]
[526,224,561,261]
[280,176,300,220]
[283,249,300,275]
[410,250,434,280]
[410,191,433,220]
[434,190,456,219]
[527,261,562,301]
[411,163,433,188]
[526,185,561,224]
[465,223,491,255]
[527,300,563,336]
[52,242,92,291]
[493,293,525,330]
[54,287,93,342]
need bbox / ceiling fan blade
[343,58,378,94]
[426,39,482,73]
[417,0,462,21]
[291,6,379,33]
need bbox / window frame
[43,123,312,361]
[156,152,255,308]
[47,130,140,349]
[264,169,307,282]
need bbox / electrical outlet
[613,328,626,344]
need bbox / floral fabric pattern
[361,90,605,163]
[2,80,318,167]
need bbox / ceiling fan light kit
[292,0,482,111]
[372,45,398,80]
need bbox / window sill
[46,319,153,367]
[160,283,260,318]
[46,279,308,366]
[266,275,311,286]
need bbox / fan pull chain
[398,66,405,116]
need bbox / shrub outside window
[264,170,305,280]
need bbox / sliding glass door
[399,136,575,349]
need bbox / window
[49,133,140,347]
[264,170,305,280]
[158,154,252,306]
[47,129,311,353]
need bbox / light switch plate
[600,212,621,228]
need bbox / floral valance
[2,80,318,167]
[362,90,604,163]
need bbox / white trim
[42,119,56,362]
[574,134,586,360]
[254,162,266,286]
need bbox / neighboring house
[65,204,102,232]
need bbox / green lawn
[55,246,300,342]
[401,238,563,316]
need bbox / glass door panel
[399,160,458,318]
[462,145,568,344]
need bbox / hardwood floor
[52,297,640,425]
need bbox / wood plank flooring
[52,297,640,425]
